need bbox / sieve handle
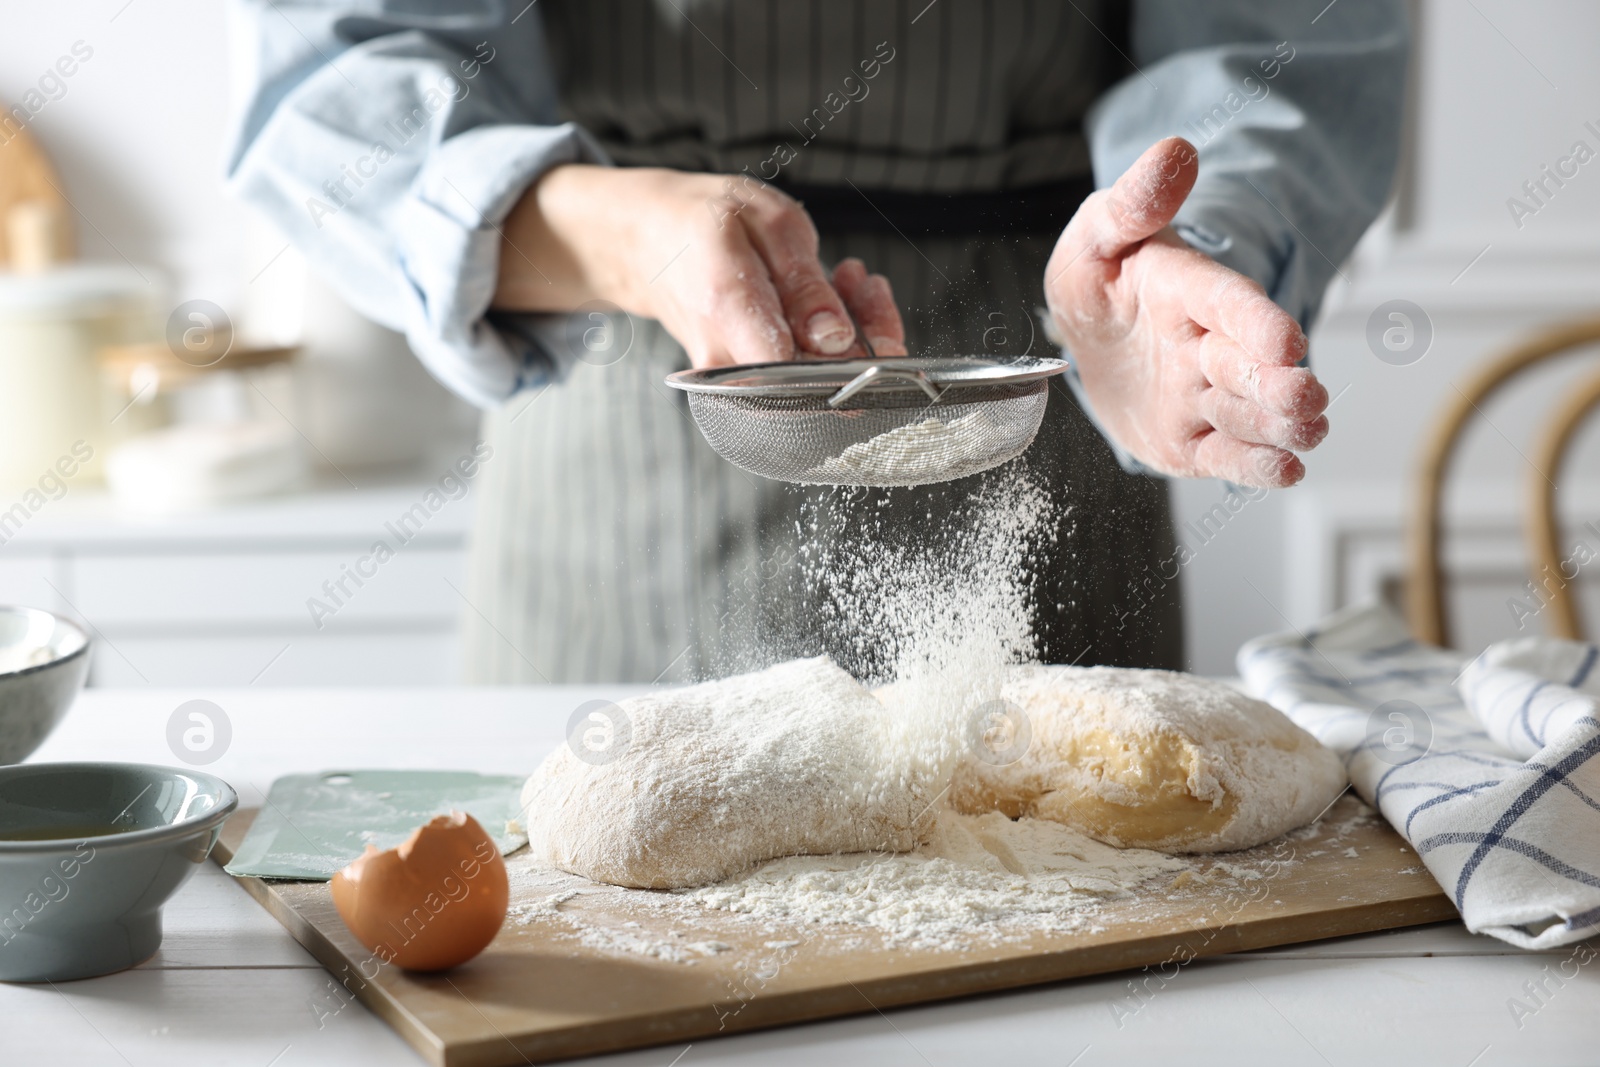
[826,365,945,408]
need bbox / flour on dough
[950,666,1347,853]
[520,657,941,889]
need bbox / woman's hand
[495,165,905,367]
[1044,138,1329,488]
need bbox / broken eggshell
[330,810,509,971]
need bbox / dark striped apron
[462,0,1182,683]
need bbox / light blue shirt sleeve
[1066,0,1408,473]
[223,1,607,409]
[225,1,1405,425]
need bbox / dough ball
[950,666,1346,853]
[520,657,935,889]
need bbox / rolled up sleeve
[224,1,607,408]
[1089,0,1409,329]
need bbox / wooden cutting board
[214,796,1456,1067]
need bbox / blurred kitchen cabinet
[0,480,472,687]
[90,632,458,688]
[71,549,462,627]
[0,554,69,616]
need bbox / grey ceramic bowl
[0,762,238,982]
[0,606,91,765]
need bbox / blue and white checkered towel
[1238,603,1600,949]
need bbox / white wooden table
[6,688,1596,1066]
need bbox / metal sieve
[663,356,1069,487]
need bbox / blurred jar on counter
[0,258,162,491]
[97,326,305,515]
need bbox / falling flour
[521,470,1060,889]
[799,468,1052,719]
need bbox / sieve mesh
[685,381,1049,487]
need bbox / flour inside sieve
[807,411,1001,485]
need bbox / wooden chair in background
[1407,318,1600,648]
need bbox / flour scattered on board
[508,809,1185,954]
[684,808,1187,950]
[504,799,1378,964]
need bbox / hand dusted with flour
[520,658,942,889]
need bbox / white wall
[1177,0,1600,671]
[0,0,475,475]
[7,0,1588,677]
